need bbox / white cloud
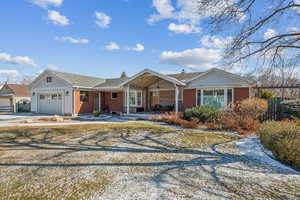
[168,23,201,34]
[46,64,59,70]
[264,29,277,40]
[95,12,111,28]
[48,10,70,26]
[105,42,120,51]
[0,52,36,66]
[148,0,245,26]
[31,0,63,8]
[201,35,232,49]
[55,36,89,44]
[0,70,21,83]
[287,27,300,33]
[148,0,175,24]
[160,48,222,70]
[0,70,20,77]
[126,43,145,52]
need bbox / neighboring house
[29,68,255,115]
[0,84,31,112]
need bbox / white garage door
[0,98,10,107]
[38,93,63,114]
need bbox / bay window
[197,88,233,109]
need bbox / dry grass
[0,122,239,199]
[179,131,239,148]
[0,169,110,200]
[0,122,295,199]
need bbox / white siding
[187,71,250,88]
[33,74,70,89]
[31,87,73,115]
[30,72,73,115]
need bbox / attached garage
[30,70,105,115]
[0,97,11,107]
[38,93,63,115]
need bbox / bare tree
[257,58,300,97]
[197,0,300,70]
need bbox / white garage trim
[32,87,73,115]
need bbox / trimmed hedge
[184,106,223,123]
[258,121,300,170]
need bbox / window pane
[227,89,233,105]
[129,92,136,105]
[197,90,201,106]
[80,91,89,102]
[52,94,58,100]
[111,92,118,99]
[203,89,225,109]
[137,92,142,106]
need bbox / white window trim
[124,90,143,107]
[196,88,234,109]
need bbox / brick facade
[73,88,250,114]
[74,90,96,114]
[101,91,124,113]
[234,88,250,103]
[182,89,196,109]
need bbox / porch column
[126,85,130,114]
[175,85,179,114]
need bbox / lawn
[0,122,299,200]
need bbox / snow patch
[237,137,300,174]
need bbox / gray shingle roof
[96,77,129,88]
[95,72,202,88]
[51,71,105,88]
[167,72,203,82]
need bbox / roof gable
[120,69,186,87]
[0,84,30,97]
[30,70,105,89]
[187,68,254,88]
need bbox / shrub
[150,112,199,129]
[256,90,276,99]
[93,110,101,117]
[258,121,300,170]
[150,112,182,126]
[184,106,223,123]
[220,111,259,134]
[237,98,268,120]
[179,118,199,129]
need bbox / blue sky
[0,0,297,83]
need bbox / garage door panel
[0,98,10,107]
[38,93,62,115]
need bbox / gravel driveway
[0,123,299,200]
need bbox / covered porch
[121,69,186,114]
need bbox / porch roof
[120,69,186,88]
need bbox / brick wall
[74,90,96,114]
[102,91,124,113]
[183,89,196,109]
[234,88,250,103]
